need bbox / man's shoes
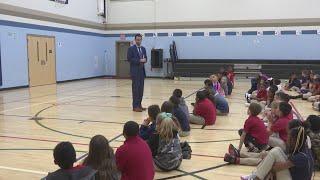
[133,108,143,112]
[140,107,147,111]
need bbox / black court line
[156,163,229,180]
[35,118,92,139]
[175,169,207,180]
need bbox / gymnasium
[0,0,320,179]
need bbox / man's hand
[140,58,146,63]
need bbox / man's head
[135,34,143,46]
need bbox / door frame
[27,34,57,87]
[115,41,131,77]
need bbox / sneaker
[224,153,236,164]
[228,144,240,157]
[240,174,255,180]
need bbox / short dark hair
[204,79,213,87]
[148,105,160,121]
[196,90,207,101]
[173,89,183,98]
[306,115,320,132]
[135,34,142,39]
[249,102,262,116]
[169,96,180,107]
[269,85,278,93]
[161,101,174,113]
[53,142,76,169]
[123,121,139,137]
[273,79,281,85]
[275,92,290,103]
[278,102,292,116]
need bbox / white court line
[0,165,47,175]
[0,87,111,113]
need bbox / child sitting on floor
[204,80,229,115]
[285,72,302,92]
[306,115,320,170]
[267,102,293,151]
[172,89,190,120]
[169,96,190,137]
[227,65,235,87]
[241,126,314,180]
[210,74,225,97]
[147,112,183,171]
[44,142,96,180]
[190,90,217,126]
[139,105,161,140]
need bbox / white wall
[107,0,320,24]
[1,0,102,23]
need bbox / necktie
[138,47,143,58]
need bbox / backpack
[180,141,192,159]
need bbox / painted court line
[0,165,47,175]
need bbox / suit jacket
[127,45,147,77]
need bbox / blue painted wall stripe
[173,32,187,36]
[301,30,318,35]
[209,32,220,36]
[225,32,237,36]
[104,34,120,37]
[263,31,275,35]
[281,30,296,35]
[157,33,169,37]
[242,31,258,36]
[144,33,154,37]
[192,32,204,36]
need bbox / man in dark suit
[127,34,147,112]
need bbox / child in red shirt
[224,102,269,164]
[227,65,235,86]
[252,82,268,102]
[116,121,154,180]
[190,90,217,125]
[267,102,293,151]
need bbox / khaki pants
[254,147,292,180]
[189,115,205,125]
[268,136,286,151]
[239,150,267,166]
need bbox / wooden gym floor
[0,78,319,180]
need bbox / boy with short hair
[44,142,96,180]
[116,121,155,180]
